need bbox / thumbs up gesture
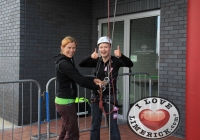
[114,45,122,58]
[91,48,99,59]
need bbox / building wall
[20,0,93,84]
[92,0,186,137]
[0,0,21,124]
[21,0,94,124]
[0,0,187,137]
[0,0,93,125]
[159,0,186,137]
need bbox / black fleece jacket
[79,54,133,96]
[54,54,99,99]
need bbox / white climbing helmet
[97,36,112,45]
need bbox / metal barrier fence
[0,79,42,140]
[118,72,152,100]
[0,72,154,140]
[45,77,108,139]
[45,72,153,139]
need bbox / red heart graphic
[139,109,170,131]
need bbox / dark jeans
[90,95,121,140]
[55,103,79,140]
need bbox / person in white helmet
[79,36,133,140]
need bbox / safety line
[104,0,118,115]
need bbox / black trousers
[90,94,121,140]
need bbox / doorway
[98,10,160,120]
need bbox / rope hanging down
[98,0,118,117]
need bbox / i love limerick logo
[128,97,180,139]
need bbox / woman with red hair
[54,36,102,140]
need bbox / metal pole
[45,77,56,139]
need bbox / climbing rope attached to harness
[97,0,119,118]
[98,87,106,118]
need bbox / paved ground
[0,116,185,140]
[0,117,20,130]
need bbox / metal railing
[45,77,56,139]
[0,79,42,140]
[118,72,152,97]
[45,72,153,139]
[44,77,108,139]
[0,72,154,140]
